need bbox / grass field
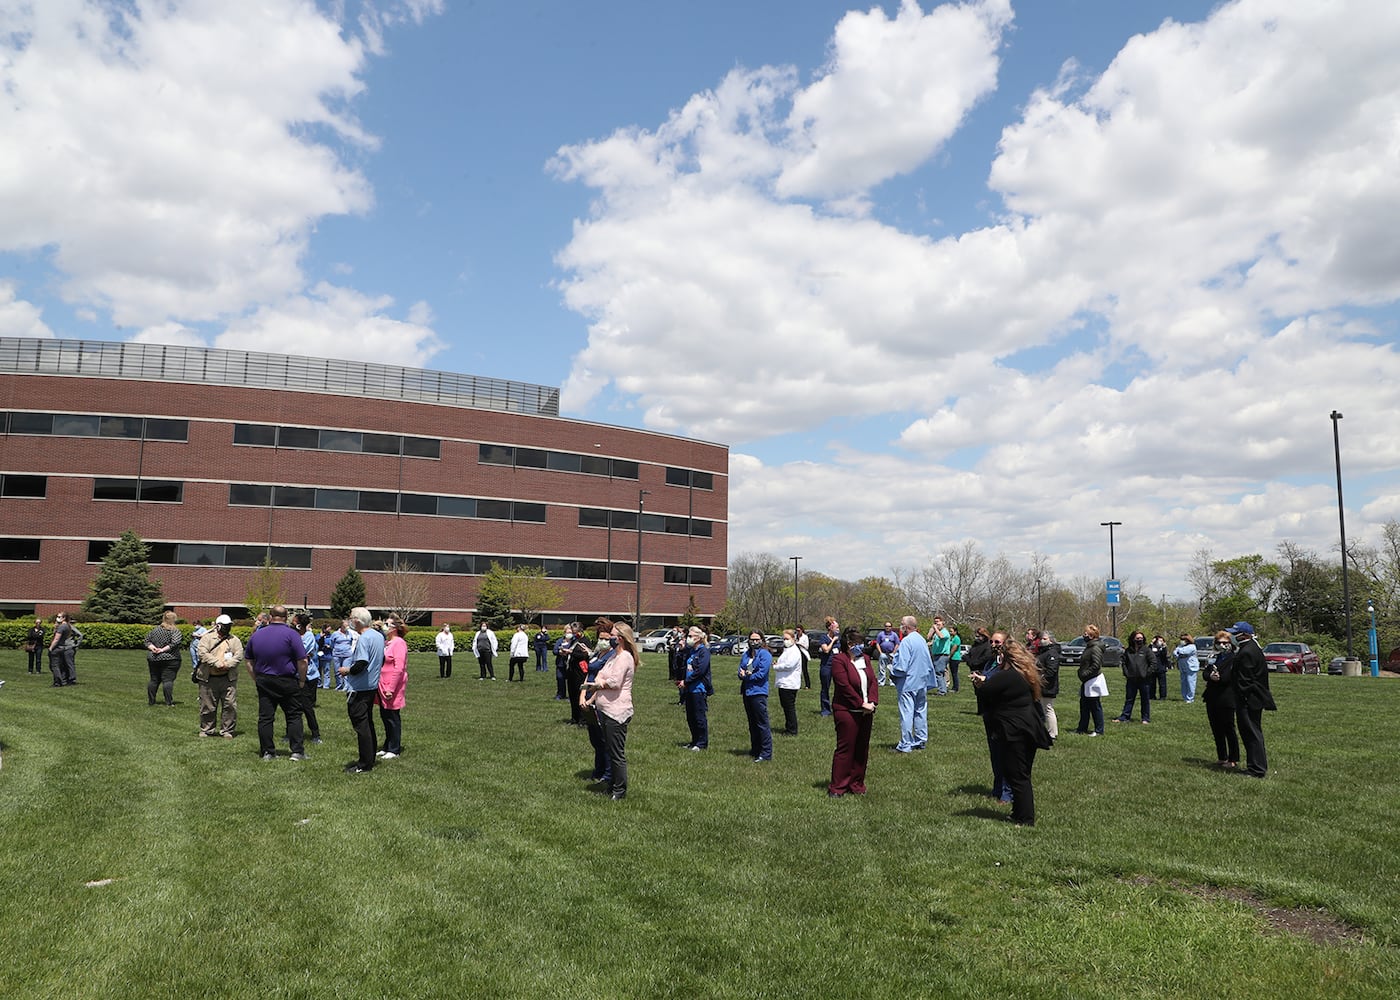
[0,650,1397,999]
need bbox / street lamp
[790,556,802,627]
[1330,411,1354,659]
[1035,577,1043,631]
[1367,598,1379,677]
[635,489,650,628]
[1101,521,1122,638]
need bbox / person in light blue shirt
[338,608,384,773]
[331,620,356,691]
[1173,635,1200,703]
[295,613,322,744]
[890,615,933,752]
[738,631,773,762]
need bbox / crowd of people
[19,607,1280,818]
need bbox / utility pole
[1101,521,1122,638]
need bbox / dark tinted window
[229,483,272,506]
[87,540,113,562]
[640,513,665,533]
[0,538,40,560]
[664,516,689,535]
[93,478,139,501]
[399,493,438,516]
[515,447,548,469]
[315,488,359,511]
[178,544,223,566]
[479,444,514,466]
[576,560,609,580]
[357,491,398,513]
[53,414,100,436]
[690,519,713,538]
[547,451,581,473]
[436,496,476,518]
[147,542,179,564]
[608,562,636,582]
[578,508,609,528]
[319,430,361,452]
[690,568,712,586]
[692,471,714,491]
[610,459,639,480]
[664,566,689,584]
[9,412,53,434]
[233,424,277,446]
[476,499,511,520]
[277,426,319,449]
[580,455,611,476]
[435,553,476,575]
[666,466,690,487]
[224,545,270,567]
[402,436,440,459]
[273,486,316,508]
[139,480,183,503]
[394,553,432,573]
[271,547,313,570]
[611,511,637,531]
[99,416,144,438]
[362,432,401,455]
[512,502,546,523]
[511,557,543,573]
[143,418,188,441]
[355,550,397,572]
[1,475,47,498]
[543,559,577,578]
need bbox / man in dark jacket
[1034,631,1061,740]
[1114,632,1153,724]
[1228,622,1275,778]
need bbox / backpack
[476,631,493,655]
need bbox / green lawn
[1,652,1396,999]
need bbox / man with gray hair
[890,615,932,753]
[337,607,384,774]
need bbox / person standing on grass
[1114,631,1152,725]
[474,623,498,680]
[795,626,811,690]
[25,618,45,674]
[509,623,530,682]
[245,606,308,762]
[1150,635,1171,700]
[1034,630,1061,742]
[874,621,900,687]
[581,620,616,785]
[1076,625,1107,737]
[316,625,336,690]
[1202,629,1239,769]
[435,623,455,679]
[553,627,573,701]
[1227,622,1275,779]
[338,607,383,773]
[377,616,408,760]
[144,611,184,708]
[332,619,356,691]
[583,622,639,801]
[947,626,964,693]
[973,632,1013,803]
[927,617,954,696]
[534,625,550,672]
[818,617,839,716]
[568,624,594,725]
[1174,634,1200,703]
[196,615,242,738]
[739,630,773,763]
[772,629,803,736]
[971,638,1043,827]
[293,613,322,745]
[827,626,878,797]
[890,615,932,754]
[49,612,80,686]
[678,627,712,750]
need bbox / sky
[3,0,1399,600]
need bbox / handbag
[1031,701,1054,749]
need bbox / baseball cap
[215,614,233,626]
[1227,621,1255,636]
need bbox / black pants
[28,646,43,672]
[778,687,798,734]
[1000,735,1037,825]
[1152,670,1168,699]
[744,694,772,760]
[255,675,304,756]
[438,654,452,678]
[555,658,568,699]
[600,711,629,797]
[1235,705,1267,776]
[800,655,811,689]
[347,690,377,769]
[1206,699,1239,763]
[1117,678,1151,722]
[379,706,402,754]
[587,716,609,780]
[685,690,709,748]
[300,682,320,739]
[509,656,527,681]
[147,660,178,705]
[949,660,960,692]
[477,652,495,679]
[567,670,584,724]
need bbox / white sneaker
[380,751,399,760]
[376,750,388,757]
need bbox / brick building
[0,338,727,624]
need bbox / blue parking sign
[1105,579,1121,606]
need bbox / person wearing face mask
[582,623,639,801]
[827,626,878,797]
[1149,634,1170,700]
[772,629,803,735]
[196,614,243,738]
[1114,631,1152,725]
[1076,624,1108,737]
[890,615,932,753]
[566,623,591,725]
[1202,629,1239,769]
[817,617,840,716]
[738,630,773,763]
[580,620,616,784]
[553,626,573,701]
[971,637,1044,826]
[972,632,1013,802]
[678,627,712,750]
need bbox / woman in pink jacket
[377,617,408,759]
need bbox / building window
[479,443,514,466]
[0,538,41,561]
[231,423,439,458]
[4,411,186,441]
[99,416,145,439]
[92,478,183,502]
[233,424,277,446]
[512,502,547,523]
[362,432,401,455]
[664,566,713,586]
[277,426,319,450]
[229,484,273,506]
[143,418,189,441]
[402,436,440,459]
[0,474,47,498]
[87,541,315,569]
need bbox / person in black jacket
[1202,629,1239,768]
[972,637,1044,826]
[1114,631,1153,724]
[964,628,995,675]
[25,619,46,673]
[1227,622,1275,778]
[1149,635,1171,700]
[1034,630,1061,741]
[1075,625,1106,736]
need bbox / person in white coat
[772,629,803,735]
[508,624,530,681]
[435,624,455,679]
[474,623,498,680]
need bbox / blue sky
[3,0,1399,598]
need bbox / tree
[329,567,366,619]
[379,559,432,623]
[474,562,513,627]
[678,593,702,631]
[501,565,565,624]
[243,555,285,618]
[82,529,166,622]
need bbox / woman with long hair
[580,619,616,785]
[1202,629,1239,768]
[1114,630,1152,724]
[1076,624,1107,737]
[377,616,408,759]
[772,629,803,736]
[971,637,1044,826]
[583,622,638,801]
[827,626,879,797]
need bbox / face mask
[783,638,794,647]
[609,637,618,648]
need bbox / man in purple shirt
[244,605,309,761]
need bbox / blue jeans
[685,690,709,748]
[893,676,927,751]
[1117,678,1151,721]
[1077,695,1104,735]
[930,655,949,695]
[877,653,893,686]
[1181,669,1198,703]
[819,659,833,714]
[744,695,772,760]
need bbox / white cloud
[131,322,204,348]
[0,281,53,339]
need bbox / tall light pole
[1101,521,1122,638]
[1035,577,1043,632]
[635,489,650,628]
[1330,411,1354,659]
[1367,598,1379,677]
[790,556,802,627]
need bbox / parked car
[1327,656,1348,675]
[1263,642,1320,674]
[764,634,785,656]
[712,634,744,656]
[1058,635,1124,670]
[639,629,671,653]
[1192,635,1218,669]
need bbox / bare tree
[926,540,987,623]
[379,561,432,623]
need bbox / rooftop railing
[0,337,560,416]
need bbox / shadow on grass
[949,782,996,797]
[1181,756,1235,771]
[954,805,1008,822]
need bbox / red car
[1263,642,1321,674]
